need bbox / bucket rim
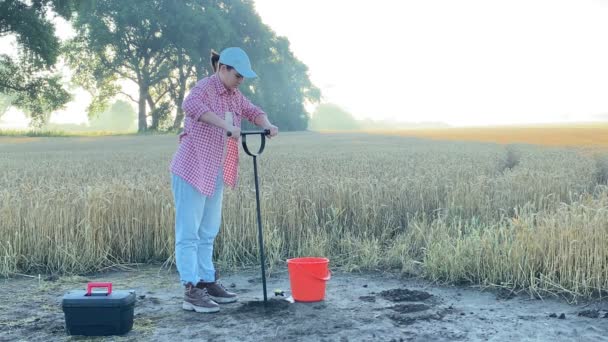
[286,257,329,264]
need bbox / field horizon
[326,121,608,148]
[3,121,608,148]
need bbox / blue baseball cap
[219,47,257,78]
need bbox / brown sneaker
[182,283,220,313]
[196,281,238,304]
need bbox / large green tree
[67,1,174,132]
[0,0,74,127]
[67,0,320,132]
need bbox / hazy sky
[254,0,608,126]
[2,0,608,128]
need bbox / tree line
[0,0,320,131]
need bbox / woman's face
[219,65,244,89]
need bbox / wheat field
[2,129,608,300]
[363,123,608,148]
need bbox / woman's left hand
[265,124,279,138]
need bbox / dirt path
[1,265,607,341]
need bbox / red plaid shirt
[170,74,265,196]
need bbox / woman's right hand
[226,125,241,139]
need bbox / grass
[1,129,608,300]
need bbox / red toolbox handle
[86,282,112,296]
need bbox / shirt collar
[211,74,236,96]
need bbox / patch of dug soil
[359,295,376,302]
[387,306,454,326]
[235,298,290,315]
[380,288,432,302]
[578,309,608,319]
[390,303,430,314]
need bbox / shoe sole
[210,295,238,304]
[182,301,220,313]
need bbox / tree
[248,36,321,130]
[154,0,232,130]
[309,103,359,131]
[68,1,174,132]
[164,52,197,131]
[0,0,74,126]
[0,94,14,119]
[89,100,137,131]
[62,37,120,118]
[67,0,320,132]
[164,0,321,130]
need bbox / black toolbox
[61,282,136,336]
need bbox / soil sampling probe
[228,128,271,304]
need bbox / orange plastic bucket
[286,257,331,302]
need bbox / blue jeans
[171,171,224,285]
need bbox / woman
[170,47,279,313]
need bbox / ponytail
[210,49,220,73]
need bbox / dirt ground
[1,265,608,341]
